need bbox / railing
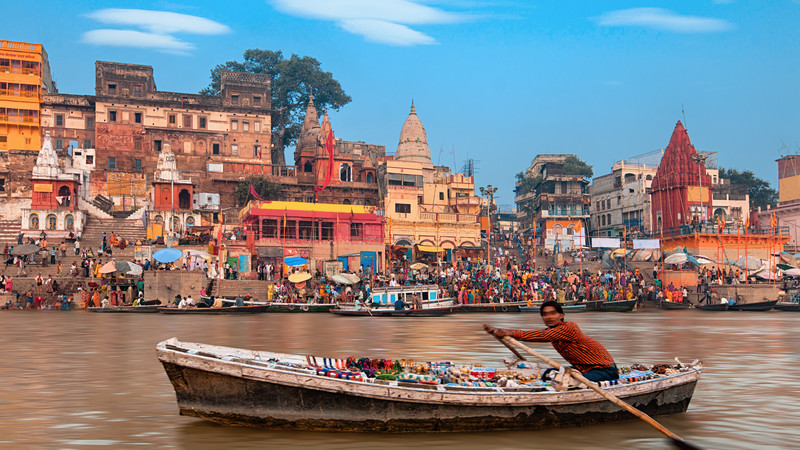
[0,89,39,100]
[0,115,38,124]
[660,224,790,238]
[221,162,296,178]
[0,66,40,76]
[419,212,479,223]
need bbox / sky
[5,1,800,209]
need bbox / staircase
[0,219,21,247]
[80,216,147,259]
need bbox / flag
[718,214,724,232]
[771,212,777,229]
[249,183,264,201]
[314,127,335,196]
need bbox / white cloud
[86,9,230,35]
[81,9,230,53]
[82,29,194,53]
[594,8,733,33]
[271,0,469,45]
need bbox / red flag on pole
[314,128,335,199]
[249,183,264,201]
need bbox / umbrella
[735,256,762,271]
[153,248,183,263]
[288,272,312,283]
[777,263,795,271]
[410,262,428,270]
[284,256,307,267]
[664,253,689,265]
[187,250,212,260]
[115,261,133,272]
[695,256,714,265]
[755,270,779,280]
[342,273,361,284]
[331,274,355,285]
[126,263,143,276]
[9,243,40,256]
[783,268,800,277]
[716,258,736,265]
[98,261,118,274]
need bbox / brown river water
[0,310,798,449]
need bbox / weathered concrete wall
[144,271,208,303]
[712,284,783,304]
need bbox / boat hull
[330,305,459,317]
[599,299,637,312]
[660,301,691,310]
[520,305,587,313]
[157,340,700,433]
[157,305,274,314]
[87,305,160,313]
[695,303,729,311]
[727,300,778,311]
[455,303,524,313]
[774,302,800,311]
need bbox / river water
[0,310,798,449]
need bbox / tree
[201,49,352,165]
[233,176,284,207]
[562,155,593,179]
[718,168,778,210]
[514,171,541,196]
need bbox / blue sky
[6,1,800,209]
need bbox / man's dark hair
[540,300,564,316]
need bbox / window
[133,85,142,97]
[231,120,238,131]
[82,139,92,148]
[350,223,363,239]
[29,213,39,229]
[254,145,261,158]
[55,114,63,126]
[388,173,402,186]
[86,117,94,130]
[153,139,162,152]
[134,158,142,172]
[231,94,239,105]
[417,195,423,204]
[231,144,238,156]
[243,121,249,132]
[168,114,176,125]
[439,192,444,201]
[108,110,117,122]
[617,195,621,205]
[65,214,74,230]
[55,139,62,150]
[86,155,93,165]
[107,83,116,94]
[212,143,220,155]
[366,172,373,183]
[254,121,260,132]
[340,163,352,182]
[134,112,142,123]
[596,201,600,211]
[199,117,206,129]
[303,161,312,172]
[0,178,5,192]
[395,203,411,214]
[133,137,142,150]
[183,114,192,128]
[253,96,261,106]
[321,222,334,240]
[108,156,117,170]
[299,220,315,240]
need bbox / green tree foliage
[514,171,542,195]
[562,155,593,179]
[202,49,352,165]
[718,168,778,210]
[234,176,284,207]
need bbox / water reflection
[0,311,798,449]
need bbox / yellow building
[0,40,54,152]
[379,103,481,263]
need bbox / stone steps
[0,220,21,246]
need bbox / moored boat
[157,338,702,432]
[456,302,526,313]
[330,305,460,317]
[157,305,274,314]
[727,300,778,311]
[599,299,637,312]
[695,303,729,311]
[660,300,691,310]
[774,301,800,311]
[87,305,160,313]
[520,304,587,313]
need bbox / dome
[395,101,431,163]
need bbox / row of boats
[660,298,800,311]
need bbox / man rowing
[486,300,619,382]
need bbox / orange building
[0,40,55,152]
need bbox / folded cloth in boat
[400,373,439,384]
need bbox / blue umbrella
[153,248,183,263]
[284,256,307,267]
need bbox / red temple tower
[650,121,713,232]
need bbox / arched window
[343,199,351,205]
[567,224,575,235]
[29,213,39,229]
[601,215,606,226]
[304,161,313,172]
[65,214,74,230]
[154,215,164,223]
[162,188,171,204]
[646,174,652,181]
[46,214,57,230]
[339,163,352,182]
[552,224,563,236]
[186,216,195,225]
[366,172,373,183]
[58,185,71,207]
[172,216,180,231]
[178,189,191,209]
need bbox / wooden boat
[87,305,160,313]
[695,303,729,311]
[599,299,637,312]
[580,300,604,311]
[519,304,587,313]
[774,301,800,311]
[330,305,460,317]
[199,296,337,313]
[456,302,526,313]
[157,305,274,314]
[157,338,702,432]
[727,300,778,311]
[660,300,691,310]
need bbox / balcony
[0,114,39,125]
[450,196,480,207]
[0,88,40,102]
[419,212,479,224]
[0,66,41,77]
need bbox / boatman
[486,301,619,383]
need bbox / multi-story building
[379,103,481,263]
[591,154,659,237]
[0,40,55,153]
[515,154,591,251]
[758,154,800,250]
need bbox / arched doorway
[58,185,71,207]
[46,214,57,230]
[29,214,39,229]
[178,189,191,209]
[65,214,74,230]
[304,161,313,172]
[339,163,352,182]
[366,172,373,183]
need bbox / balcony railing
[660,224,790,238]
[419,212,479,224]
[0,89,40,100]
[0,114,38,124]
[0,66,41,77]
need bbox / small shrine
[21,132,85,237]
[148,143,198,237]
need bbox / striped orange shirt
[506,321,615,373]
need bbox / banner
[592,237,620,248]
[633,239,661,249]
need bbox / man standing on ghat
[486,300,619,383]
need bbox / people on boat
[487,301,619,383]
[394,297,406,311]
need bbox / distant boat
[87,305,160,313]
[158,305,274,314]
[695,303,729,311]
[330,305,459,317]
[774,301,800,311]
[660,301,691,310]
[599,299,637,312]
[727,300,778,311]
[520,304,587,313]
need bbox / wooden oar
[483,325,702,450]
